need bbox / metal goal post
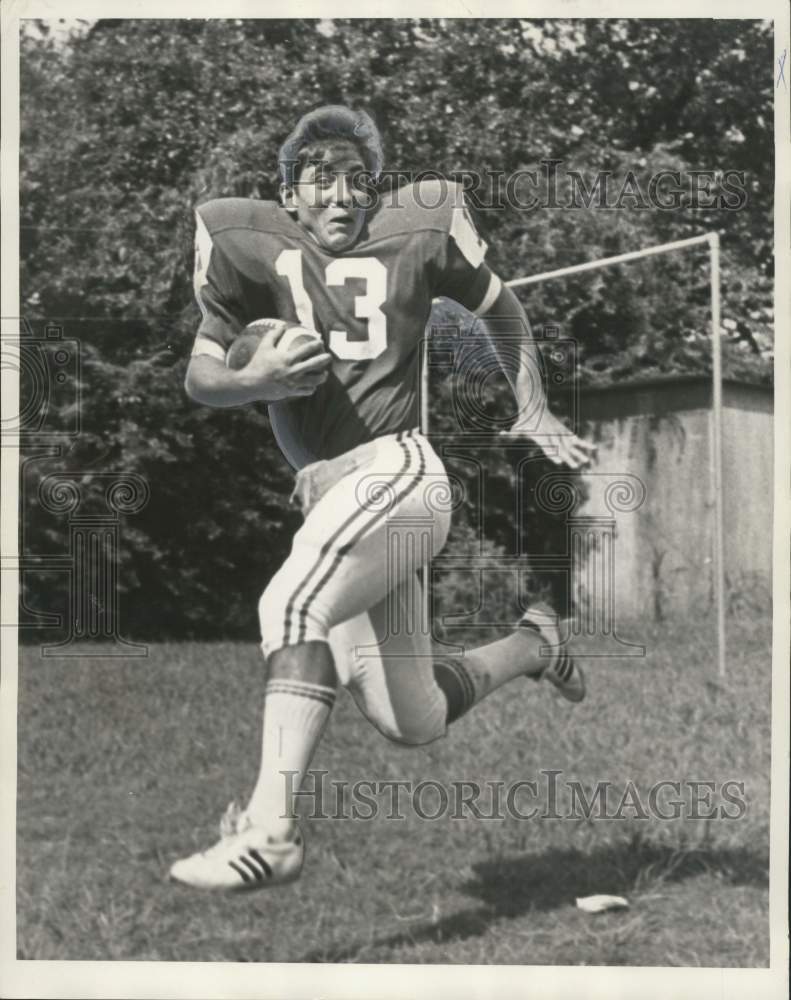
[421,233,726,676]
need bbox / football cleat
[519,603,585,703]
[169,802,304,892]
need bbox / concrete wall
[573,377,773,621]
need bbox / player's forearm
[478,283,548,414]
[184,355,274,407]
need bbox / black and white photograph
[1,4,789,998]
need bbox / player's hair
[278,106,384,187]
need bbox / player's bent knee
[378,712,446,747]
[258,578,331,658]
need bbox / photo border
[2,3,788,998]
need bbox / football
[226,319,324,371]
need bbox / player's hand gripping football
[502,407,597,470]
[235,319,332,401]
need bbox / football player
[170,106,596,891]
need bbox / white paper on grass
[575,894,630,913]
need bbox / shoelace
[219,801,252,839]
[217,801,301,850]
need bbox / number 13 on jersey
[275,249,388,361]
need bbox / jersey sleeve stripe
[193,210,214,320]
[473,273,503,316]
[449,202,488,268]
[191,336,227,362]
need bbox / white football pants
[258,430,452,745]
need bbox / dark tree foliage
[19,19,774,638]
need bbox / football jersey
[192,180,499,468]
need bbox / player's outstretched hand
[238,320,332,401]
[501,409,597,470]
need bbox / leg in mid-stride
[169,434,584,892]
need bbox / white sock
[438,629,547,717]
[245,678,335,838]
[468,629,548,694]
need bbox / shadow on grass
[298,838,768,963]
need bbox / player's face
[289,146,368,252]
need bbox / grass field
[16,615,771,965]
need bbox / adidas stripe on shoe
[519,604,586,703]
[169,803,304,892]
